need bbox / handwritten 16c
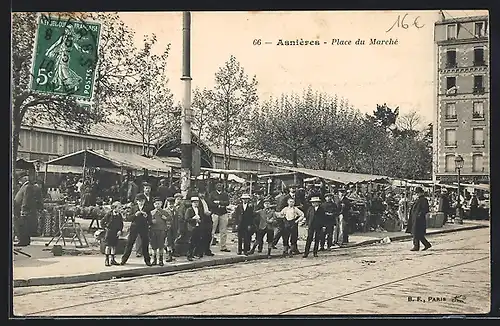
[386,13,425,33]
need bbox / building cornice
[435,15,488,25]
[438,66,488,74]
[436,37,488,46]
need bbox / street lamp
[454,154,464,224]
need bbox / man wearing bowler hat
[120,193,152,266]
[320,193,338,250]
[135,182,154,257]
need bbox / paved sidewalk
[12,220,488,287]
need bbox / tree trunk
[322,151,327,170]
[12,118,21,220]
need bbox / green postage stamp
[30,14,101,101]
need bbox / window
[473,75,484,93]
[447,24,457,40]
[445,129,457,146]
[474,48,485,66]
[445,154,456,172]
[446,50,457,68]
[473,102,484,119]
[445,102,457,119]
[472,128,484,146]
[474,21,485,37]
[446,77,457,94]
[472,154,484,172]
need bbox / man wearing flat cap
[407,187,432,251]
[250,196,277,257]
[13,171,36,246]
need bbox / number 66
[36,68,52,85]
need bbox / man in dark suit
[208,183,231,252]
[303,197,326,258]
[320,193,338,250]
[197,191,215,257]
[233,194,255,255]
[338,188,352,246]
[276,184,304,254]
[135,182,154,257]
[120,193,153,266]
[13,171,36,246]
[184,197,203,261]
[408,187,431,251]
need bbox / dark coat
[407,195,430,237]
[321,201,339,226]
[13,181,36,218]
[438,194,451,213]
[339,196,352,219]
[305,205,326,229]
[184,206,203,231]
[101,212,124,246]
[126,204,153,228]
[208,191,230,215]
[233,203,255,230]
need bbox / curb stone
[13,223,488,288]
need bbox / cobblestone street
[13,228,490,316]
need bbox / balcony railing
[445,114,457,120]
[445,62,457,69]
[473,87,485,94]
[445,141,457,147]
[473,60,486,67]
[472,112,485,119]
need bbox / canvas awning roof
[16,158,39,170]
[45,149,176,175]
[277,166,389,185]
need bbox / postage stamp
[30,14,101,101]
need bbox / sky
[119,10,488,126]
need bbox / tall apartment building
[433,14,489,184]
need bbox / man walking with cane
[408,187,432,251]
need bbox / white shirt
[280,206,305,222]
[243,203,248,211]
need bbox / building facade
[18,121,286,174]
[434,14,489,184]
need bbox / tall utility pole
[180,11,193,199]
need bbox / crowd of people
[13,169,486,263]
[96,181,440,267]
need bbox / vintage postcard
[11,10,491,317]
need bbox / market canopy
[45,149,177,175]
[277,166,390,185]
[16,158,39,170]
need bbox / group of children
[100,195,178,267]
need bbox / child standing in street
[150,197,169,266]
[250,196,277,258]
[101,201,124,267]
[163,197,177,262]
